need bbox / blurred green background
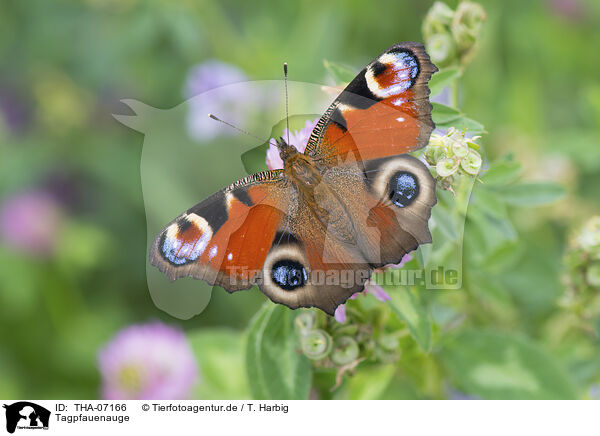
[1,0,600,399]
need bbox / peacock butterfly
[150,42,438,315]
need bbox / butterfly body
[280,146,356,244]
[150,42,438,314]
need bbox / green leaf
[323,60,356,85]
[432,203,459,241]
[466,196,519,267]
[481,159,522,186]
[496,182,566,206]
[333,364,395,399]
[245,303,312,399]
[387,286,432,352]
[432,103,485,134]
[189,329,250,399]
[499,234,563,313]
[450,116,486,135]
[432,102,461,124]
[470,189,518,243]
[468,273,519,325]
[415,243,432,268]
[439,330,577,399]
[429,67,461,97]
[471,187,512,222]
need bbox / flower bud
[436,157,460,177]
[378,334,399,352]
[429,133,446,148]
[331,336,360,366]
[438,176,455,192]
[426,33,457,67]
[577,216,600,254]
[564,216,600,299]
[586,262,600,287]
[423,2,455,40]
[425,135,446,165]
[295,311,316,336]
[300,329,332,360]
[452,139,469,158]
[460,149,482,175]
[452,1,486,54]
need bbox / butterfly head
[274,136,298,162]
[275,137,321,187]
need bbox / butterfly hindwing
[323,154,437,269]
[254,155,436,314]
[257,216,371,315]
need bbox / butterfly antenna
[207,114,268,143]
[283,62,290,146]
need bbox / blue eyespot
[272,260,307,291]
[398,52,419,80]
[389,171,419,208]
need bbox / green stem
[449,79,459,109]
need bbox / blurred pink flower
[98,322,198,400]
[184,60,250,142]
[334,293,360,323]
[0,190,62,257]
[364,282,391,302]
[184,60,248,98]
[547,0,583,21]
[266,118,319,170]
[335,253,413,324]
[0,88,30,133]
[334,305,347,324]
[381,253,413,270]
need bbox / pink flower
[364,282,391,302]
[381,253,413,270]
[547,0,583,21]
[184,60,250,142]
[334,253,414,323]
[184,60,248,98]
[0,88,30,133]
[98,322,198,400]
[0,190,63,257]
[334,305,347,324]
[266,118,319,170]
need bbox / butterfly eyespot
[160,214,213,266]
[388,171,419,208]
[271,259,308,291]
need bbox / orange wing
[149,170,289,291]
[305,42,437,165]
